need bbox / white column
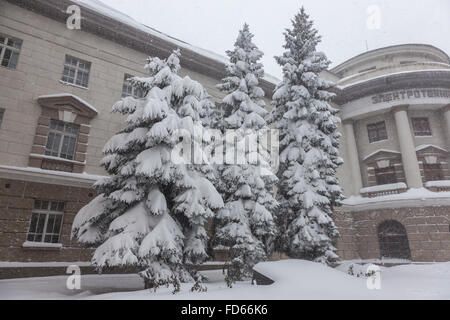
[343,120,363,195]
[443,105,450,150]
[392,105,423,188]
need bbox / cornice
[6,0,276,95]
[334,70,450,104]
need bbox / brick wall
[335,206,450,262]
[0,178,95,262]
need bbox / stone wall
[335,206,450,262]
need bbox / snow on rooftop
[362,149,401,161]
[38,93,98,113]
[360,183,407,194]
[425,180,450,188]
[72,0,280,85]
[0,165,105,181]
[416,144,448,152]
[343,187,450,206]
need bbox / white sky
[99,0,450,78]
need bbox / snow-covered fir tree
[71,50,224,292]
[269,8,343,266]
[214,24,278,284]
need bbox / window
[0,108,4,128]
[0,34,22,69]
[367,121,388,143]
[61,55,91,88]
[27,200,64,244]
[378,220,411,260]
[45,120,79,160]
[375,167,397,185]
[412,118,432,136]
[122,74,144,98]
[423,163,443,181]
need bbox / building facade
[332,45,450,262]
[0,0,449,276]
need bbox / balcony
[425,180,450,192]
[360,183,408,198]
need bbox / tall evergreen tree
[71,50,224,292]
[214,24,278,285]
[269,8,343,266]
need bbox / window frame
[121,73,144,99]
[0,34,22,69]
[375,166,398,185]
[44,120,80,160]
[367,121,388,143]
[423,163,443,182]
[411,117,432,137]
[61,55,91,88]
[27,200,65,244]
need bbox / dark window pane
[52,235,60,243]
[57,202,65,211]
[53,215,62,234]
[36,214,46,234]
[1,48,12,67]
[34,200,41,209]
[47,214,55,233]
[28,213,39,233]
[9,51,19,69]
[42,201,49,210]
[50,201,58,211]
[44,234,52,243]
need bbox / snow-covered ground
[1,260,449,300]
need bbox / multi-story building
[0,0,449,277]
[333,45,450,262]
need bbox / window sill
[30,154,86,165]
[0,65,17,71]
[59,80,89,90]
[22,241,62,250]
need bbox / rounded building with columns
[330,44,450,262]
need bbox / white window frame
[45,120,79,160]
[0,34,22,69]
[61,55,91,88]
[27,200,65,244]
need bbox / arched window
[378,220,411,260]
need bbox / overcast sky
[100,0,450,78]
